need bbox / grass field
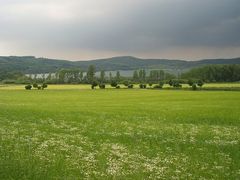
[0,85,240,179]
[1,82,240,90]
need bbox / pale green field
[0,85,240,179]
[1,83,240,90]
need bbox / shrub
[25,84,32,90]
[128,84,134,89]
[33,83,38,89]
[197,80,204,87]
[110,81,118,88]
[91,81,98,89]
[153,85,162,89]
[159,81,164,88]
[99,84,105,89]
[123,81,129,87]
[139,84,147,89]
[42,83,48,89]
[188,79,194,86]
[116,85,120,89]
[192,83,197,90]
[169,79,174,86]
[172,80,182,88]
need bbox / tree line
[181,64,240,82]
[1,64,239,85]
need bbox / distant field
[0,86,240,179]
[1,83,240,90]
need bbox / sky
[0,0,240,61]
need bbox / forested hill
[0,56,240,73]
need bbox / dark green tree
[100,70,105,83]
[133,70,139,82]
[87,65,96,84]
[116,71,121,82]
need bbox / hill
[0,56,240,74]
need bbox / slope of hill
[0,56,240,74]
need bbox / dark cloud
[0,0,240,60]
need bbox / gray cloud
[0,0,240,60]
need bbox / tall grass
[0,88,240,179]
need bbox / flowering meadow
[0,87,239,179]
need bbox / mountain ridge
[0,55,240,74]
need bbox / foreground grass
[0,88,240,179]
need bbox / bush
[139,84,147,89]
[91,81,98,89]
[159,81,164,88]
[33,83,38,89]
[188,79,194,86]
[110,81,118,88]
[25,84,32,90]
[116,85,120,89]
[153,85,162,89]
[99,84,105,89]
[123,81,129,87]
[128,84,134,89]
[172,80,182,88]
[197,80,204,87]
[42,83,48,90]
[192,83,197,90]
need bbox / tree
[139,69,146,83]
[109,72,112,81]
[159,70,165,81]
[87,65,96,83]
[116,71,120,82]
[100,70,105,83]
[133,70,139,82]
[80,71,83,82]
[46,73,52,81]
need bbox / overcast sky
[0,0,240,60]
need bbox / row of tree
[2,64,240,85]
[181,64,240,82]
[31,67,177,84]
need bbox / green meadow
[0,85,240,179]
